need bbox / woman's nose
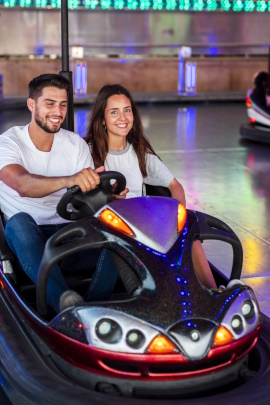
[118,111,126,120]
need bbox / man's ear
[27,98,35,112]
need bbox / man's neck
[28,122,55,152]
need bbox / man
[0,73,118,313]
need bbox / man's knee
[5,212,36,240]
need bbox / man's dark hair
[28,73,71,100]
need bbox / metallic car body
[0,196,262,401]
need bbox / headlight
[126,330,145,349]
[96,319,122,343]
[231,315,243,334]
[242,300,254,319]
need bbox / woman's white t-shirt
[89,143,174,198]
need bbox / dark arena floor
[0,100,270,403]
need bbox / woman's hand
[113,187,129,200]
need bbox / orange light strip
[177,203,187,232]
[213,326,234,347]
[99,208,135,237]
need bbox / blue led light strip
[0,0,270,11]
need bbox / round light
[190,330,200,341]
[232,317,241,329]
[98,321,112,336]
[96,319,122,343]
[242,300,254,317]
[128,332,139,343]
[231,315,243,333]
[126,329,145,349]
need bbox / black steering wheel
[57,171,126,221]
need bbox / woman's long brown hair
[84,84,158,178]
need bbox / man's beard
[35,111,62,134]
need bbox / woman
[85,84,217,292]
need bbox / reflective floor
[1,101,270,315]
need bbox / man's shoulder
[58,128,86,146]
[0,126,27,147]
[1,125,26,138]
[59,128,81,140]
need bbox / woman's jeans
[5,212,119,312]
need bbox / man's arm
[0,164,103,198]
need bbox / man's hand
[66,166,105,192]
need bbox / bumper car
[240,71,270,144]
[0,172,269,405]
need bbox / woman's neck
[108,137,127,151]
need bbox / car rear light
[146,335,178,354]
[213,326,234,347]
[246,95,252,108]
[99,208,135,237]
[249,117,256,124]
[177,203,187,232]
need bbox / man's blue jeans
[5,212,119,312]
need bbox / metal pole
[59,0,74,132]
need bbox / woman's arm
[168,178,186,207]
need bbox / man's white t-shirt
[89,143,174,199]
[0,125,91,225]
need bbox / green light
[139,0,151,9]
[179,0,191,10]
[68,0,79,8]
[127,0,139,9]
[233,0,244,10]
[100,0,111,8]
[85,0,97,8]
[193,0,205,10]
[152,0,164,10]
[1,0,270,11]
[114,0,124,7]
[220,0,232,10]
[244,0,255,11]
[256,0,267,11]
[166,0,176,9]
[206,0,218,9]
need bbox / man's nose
[53,104,62,115]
